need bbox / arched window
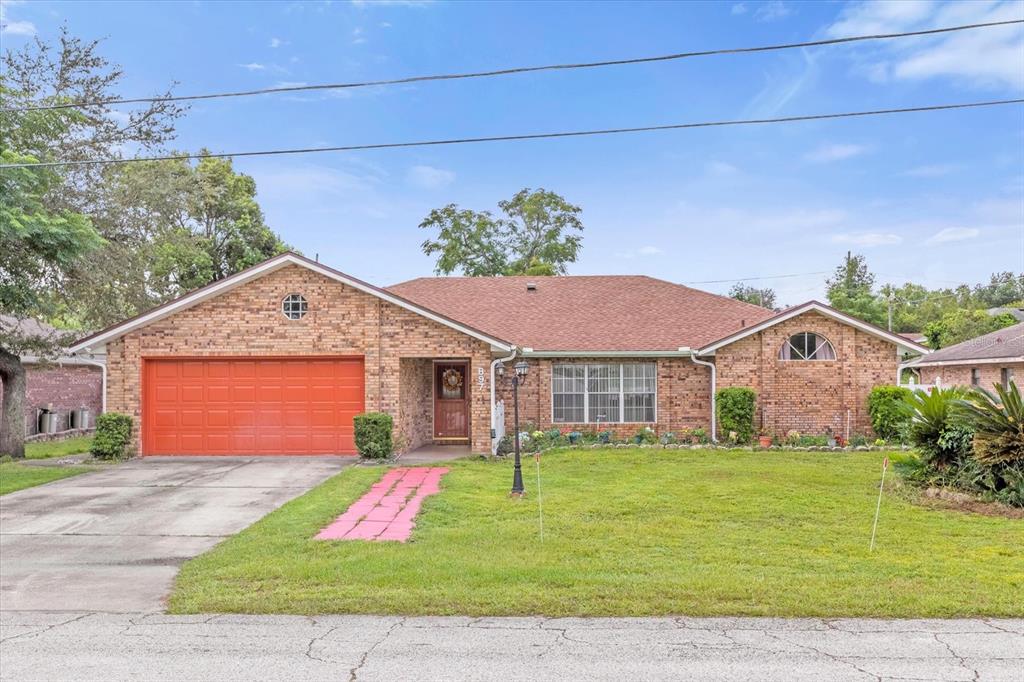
[779,332,836,360]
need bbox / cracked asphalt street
[1,612,1021,681]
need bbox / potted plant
[757,430,773,448]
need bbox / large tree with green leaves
[924,309,1017,349]
[0,105,103,457]
[419,188,583,276]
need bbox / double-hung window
[552,363,656,423]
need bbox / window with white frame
[552,363,656,423]
[779,332,836,360]
[282,293,307,320]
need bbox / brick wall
[398,358,434,451]
[716,311,900,437]
[494,357,712,439]
[0,363,102,435]
[105,265,494,455]
[919,362,1023,390]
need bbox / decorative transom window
[552,363,656,424]
[779,332,836,360]
[281,293,307,320]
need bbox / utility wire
[3,98,1021,170]
[684,271,827,284]
[3,19,1021,113]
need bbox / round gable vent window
[282,293,308,320]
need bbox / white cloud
[238,62,266,71]
[804,143,867,163]
[731,3,747,15]
[269,37,285,48]
[407,165,455,189]
[707,160,738,176]
[831,232,903,247]
[825,1,1024,90]
[637,246,663,255]
[754,1,791,22]
[0,0,35,35]
[925,226,980,244]
[379,21,392,28]
[902,163,961,178]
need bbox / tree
[58,154,290,326]
[974,272,1024,308]
[825,251,885,326]
[728,283,776,309]
[0,144,102,457]
[924,310,1017,349]
[420,188,583,276]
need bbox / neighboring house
[904,322,1024,391]
[987,306,1024,322]
[899,332,927,345]
[67,253,926,456]
[0,315,105,437]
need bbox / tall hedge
[717,387,757,443]
[353,412,394,459]
[867,385,911,440]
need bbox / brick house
[0,315,105,436]
[67,253,926,456]
[905,322,1024,391]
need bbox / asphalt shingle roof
[911,322,1024,365]
[387,275,775,352]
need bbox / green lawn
[0,462,90,495]
[169,449,1024,618]
[25,435,93,460]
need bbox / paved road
[0,457,348,611]
[1,613,1021,681]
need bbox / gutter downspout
[490,347,518,451]
[74,353,107,415]
[689,351,717,443]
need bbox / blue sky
[3,0,1022,304]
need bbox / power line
[3,19,1020,113]
[2,98,1021,170]
[684,271,827,284]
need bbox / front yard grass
[169,449,1023,617]
[0,462,90,495]
[25,435,93,460]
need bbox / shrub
[903,387,972,467]
[353,412,393,459]
[632,427,657,445]
[957,382,1024,465]
[91,413,133,460]
[716,387,756,444]
[867,386,912,441]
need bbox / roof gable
[68,253,513,353]
[697,301,930,356]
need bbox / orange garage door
[143,358,364,455]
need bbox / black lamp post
[502,360,529,497]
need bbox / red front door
[434,362,469,441]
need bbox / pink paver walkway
[315,467,449,542]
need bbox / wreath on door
[442,368,464,392]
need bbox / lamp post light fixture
[504,359,529,497]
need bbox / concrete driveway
[0,457,349,612]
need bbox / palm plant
[957,381,1024,466]
[902,386,969,466]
